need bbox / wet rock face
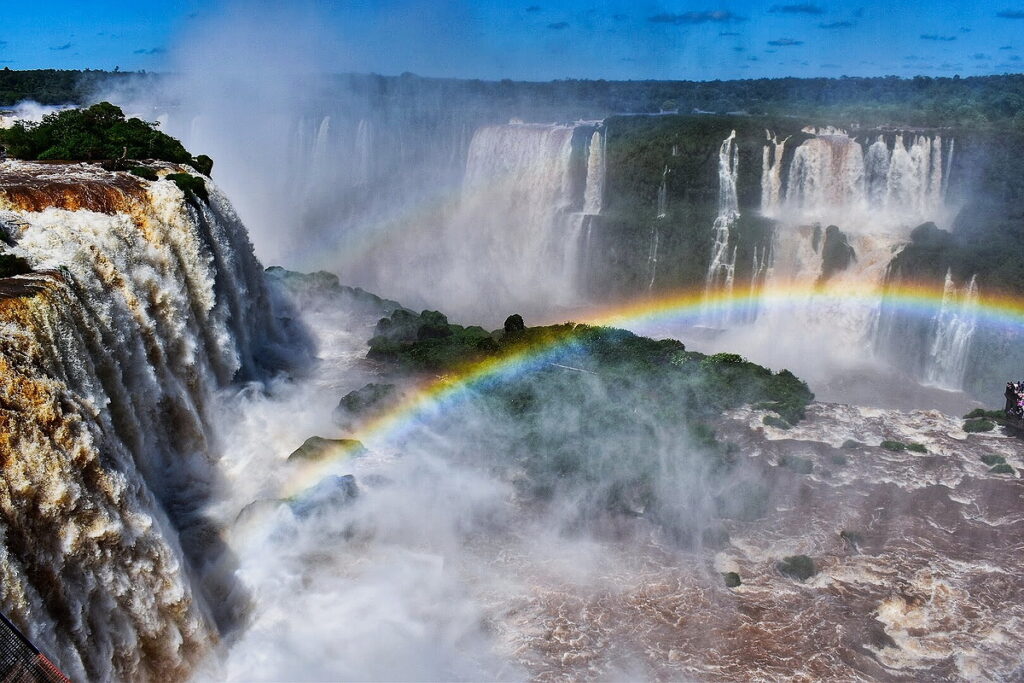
[818,224,856,284]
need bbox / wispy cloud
[719,30,741,36]
[819,21,853,28]
[996,9,1024,18]
[0,40,8,48]
[920,34,956,41]
[526,5,541,12]
[133,47,166,55]
[770,4,824,14]
[648,11,745,25]
[49,43,72,51]
[972,52,991,59]
[546,21,569,30]
[768,37,804,46]
[1000,45,1014,49]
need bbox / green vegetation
[0,253,31,278]
[777,555,817,581]
[0,102,212,178]
[762,415,791,430]
[128,166,158,181]
[990,463,1015,475]
[362,308,814,537]
[964,408,1006,420]
[981,454,1006,466]
[164,172,209,202]
[723,572,741,588]
[963,419,996,433]
[367,308,813,427]
[878,439,926,452]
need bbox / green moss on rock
[981,454,1006,466]
[287,436,366,463]
[963,419,996,433]
[880,440,906,452]
[723,572,742,588]
[763,415,791,430]
[989,463,1015,475]
[165,172,209,202]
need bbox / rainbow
[281,280,1024,498]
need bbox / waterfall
[451,122,599,313]
[656,165,668,219]
[646,224,660,291]
[354,118,372,187]
[583,130,605,215]
[787,130,865,216]
[703,131,739,327]
[923,270,979,390]
[776,130,948,227]
[0,162,301,681]
[760,130,787,216]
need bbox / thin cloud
[0,40,7,47]
[1011,54,1022,60]
[546,21,569,29]
[972,53,991,59]
[50,43,72,50]
[768,37,804,46]
[526,5,541,12]
[770,4,825,14]
[996,9,1024,18]
[133,47,166,55]
[648,11,745,25]
[612,13,627,21]
[819,21,853,28]
[719,30,741,36]
[1000,45,1014,49]
[920,34,956,41]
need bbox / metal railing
[0,612,71,683]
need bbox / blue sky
[1,0,1022,80]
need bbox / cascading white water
[656,165,668,219]
[760,131,787,217]
[924,270,979,390]
[646,225,660,291]
[0,162,299,681]
[583,130,605,216]
[776,129,947,227]
[787,130,866,218]
[703,131,739,327]
[444,122,600,315]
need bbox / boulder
[287,436,366,463]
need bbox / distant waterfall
[583,130,605,215]
[656,165,668,219]
[766,128,949,227]
[703,131,739,326]
[924,271,979,390]
[787,130,865,215]
[452,122,602,312]
[761,131,787,216]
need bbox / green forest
[3,68,1024,128]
